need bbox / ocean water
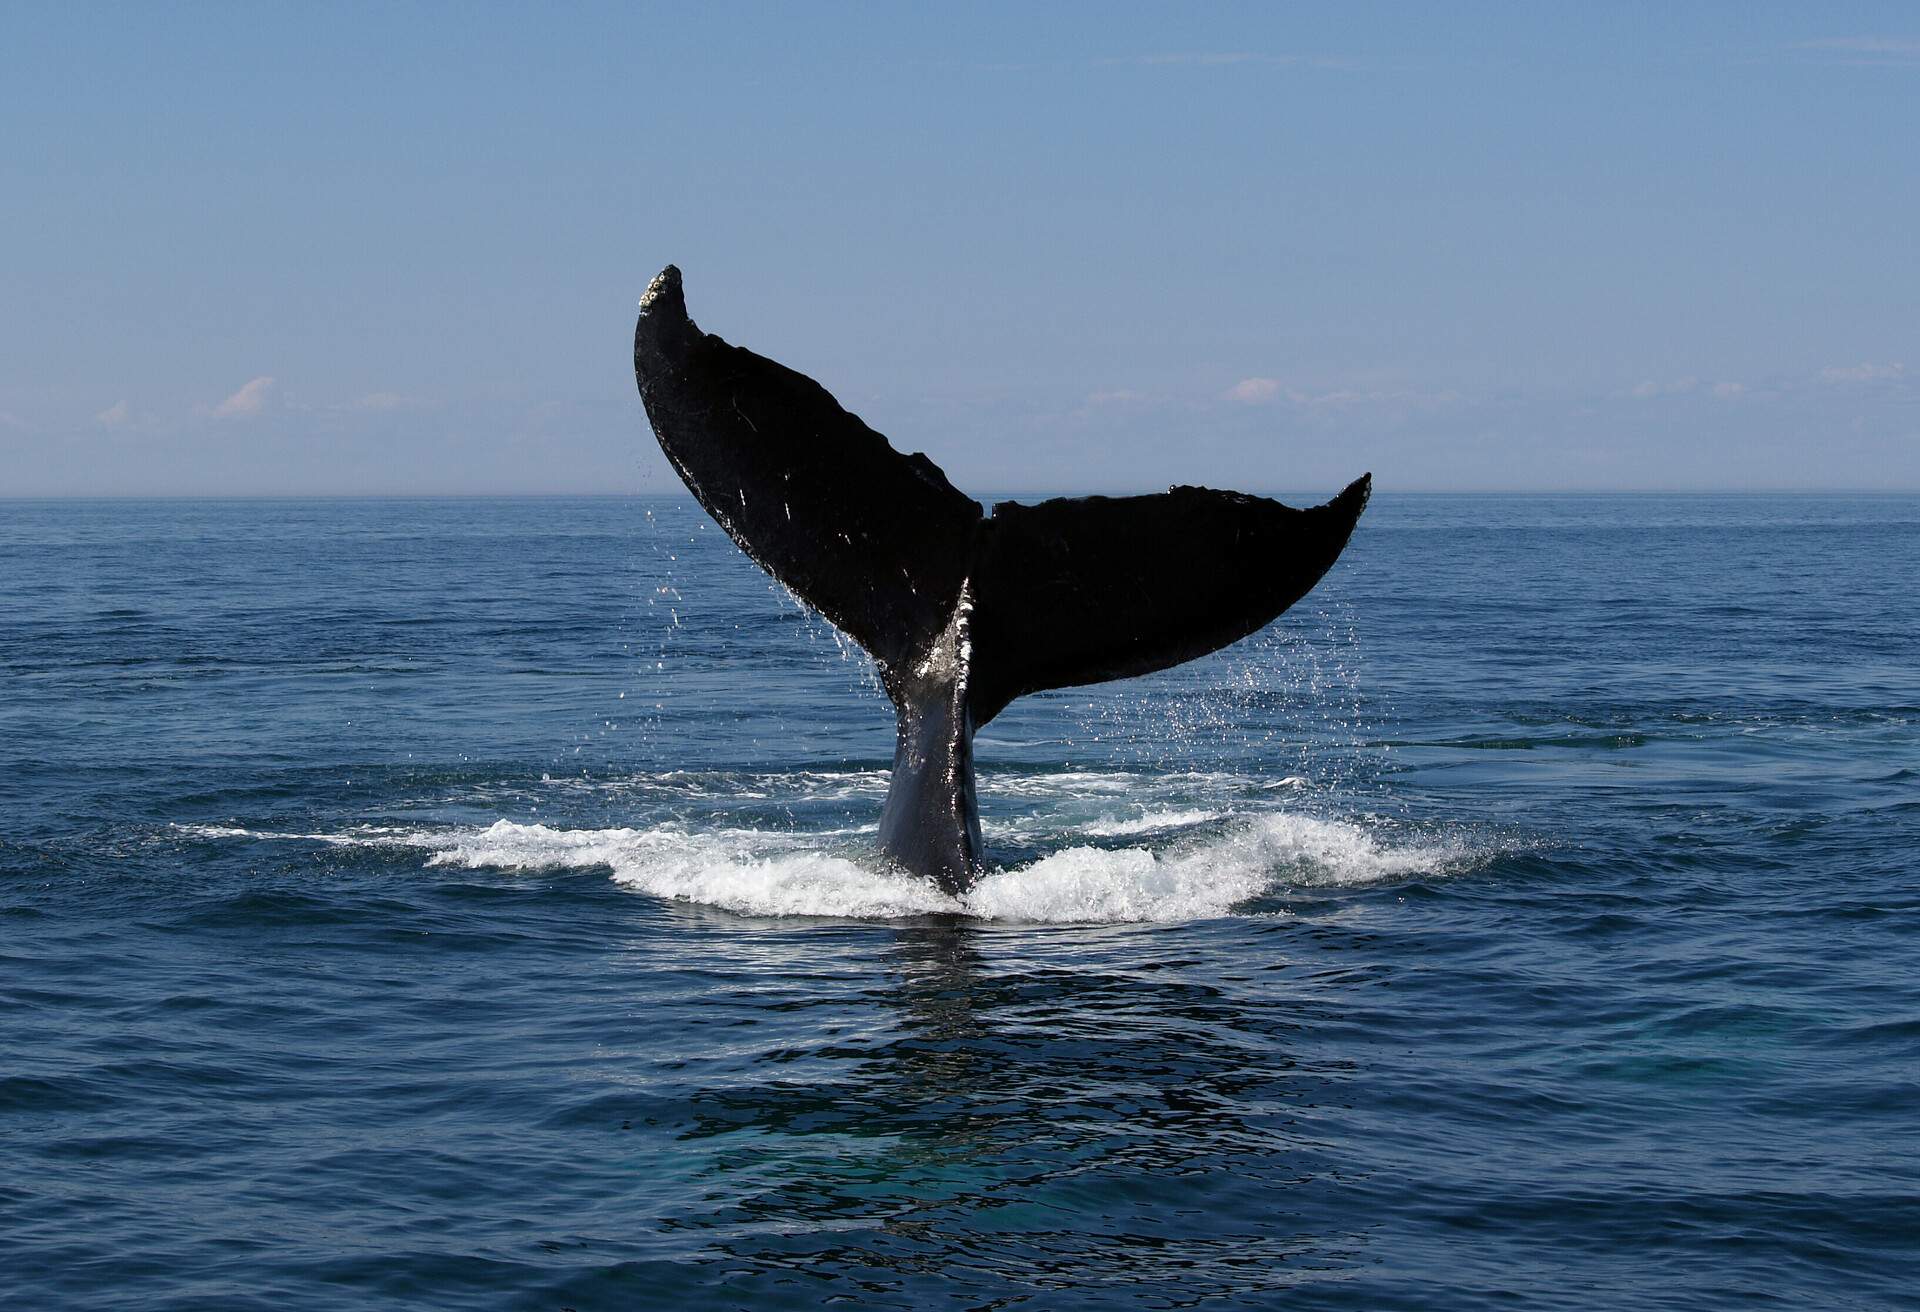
[2,492,1916,1310]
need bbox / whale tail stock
[634,264,1370,894]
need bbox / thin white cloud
[1117,52,1281,67]
[1292,387,1384,409]
[213,376,276,419]
[1630,376,1700,399]
[1289,384,1463,411]
[335,390,436,413]
[1225,377,1282,403]
[1712,381,1746,398]
[1797,36,1920,61]
[354,391,410,411]
[1819,361,1905,384]
[95,399,130,427]
[1085,388,1149,406]
[0,410,26,431]
[975,51,1367,75]
[1101,51,1362,70]
[1223,376,1461,410]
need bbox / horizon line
[6,486,1920,502]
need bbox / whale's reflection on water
[659,918,1375,1304]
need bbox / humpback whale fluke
[635,264,1370,895]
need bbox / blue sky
[3,3,1916,495]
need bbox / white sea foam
[967,813,1470,923]
[429,820,956,919]
[510,767,1283,809]
[171,822,419,846]
[981,769,1255,799]
[1079,809,1222,837]
[178,809,1476,924]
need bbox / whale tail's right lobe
[964,478,1369,725]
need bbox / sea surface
[2,492,1917,1310]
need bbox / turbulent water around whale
[4,493,1917,1309]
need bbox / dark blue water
[3,493,1916,1309]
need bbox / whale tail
[635,265,1370,892]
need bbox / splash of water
[178,809,1482,924]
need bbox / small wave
[529,766,1265,807]
[531,768,895,803]
[1080,809,1223,837]
[171,822,421,846]
[981,769,1258,799]
[968,814,1471,922]
[430,821,955,919]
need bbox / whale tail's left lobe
[635,265,982,697]
[635,265,1369,891]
